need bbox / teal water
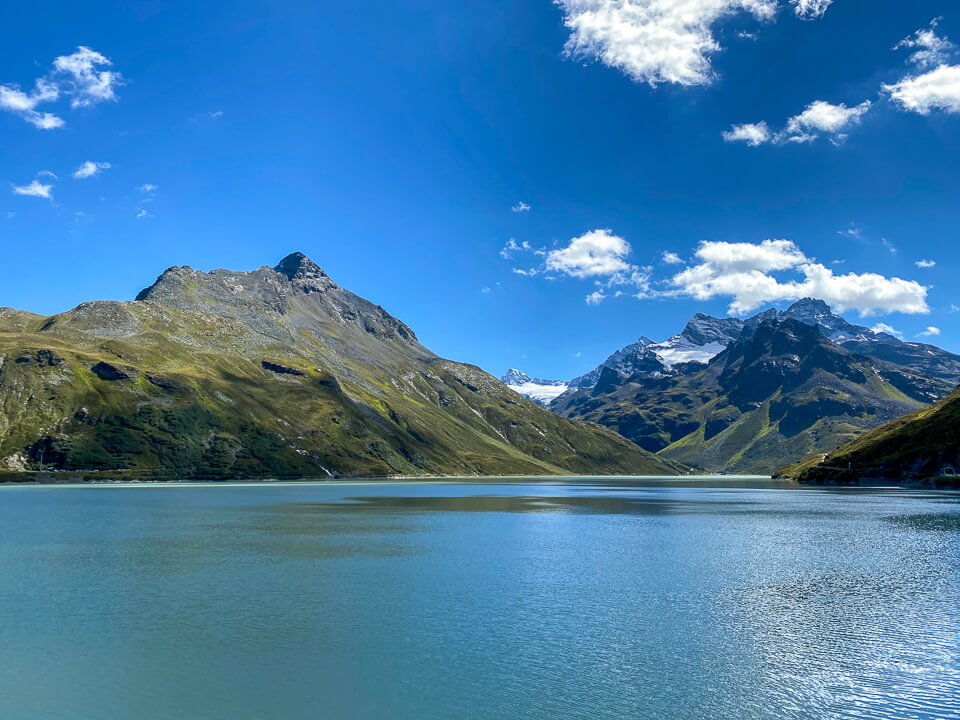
[1,478,959,720]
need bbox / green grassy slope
[0,255,681,480]
[775,385,960,485]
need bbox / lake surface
[1,478,959,720]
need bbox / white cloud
[726,100,871,146]
[838,223,862,238]
[662,251,684,265]
[871,322,903,339]
[210,110,224,118]
[138,183,158,193]
[884,64,960,115]
[0,46,121,129]
[881,238,897,255]
[481,286,491,293]
[894,18,955,69]
[669,239,930,316]
[500,237,533,259]
[693,238,807,273]
[53,47,123,108]
[554,0,779,87]
[73,161,111,179]
[0,79,63,129]
[37,170,59,179]
[916,259,936,268]
[546,228,633,278]
[11,180,53,199]
[136,208,153,219]
[4,211,15,220]
[918,326,941,337]
[791,0,832,19]
[511,201,531,213]
[586,290,607,305]
[781,100,871,143]
[722,122,771,146]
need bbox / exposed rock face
[0,252,679,479]
[91,362,130,381]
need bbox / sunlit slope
[0,254,682,479]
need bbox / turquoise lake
[1,478,959,719]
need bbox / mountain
[0,253,682,480]
[569,298,960,393]
[554,318,954,474]
[776,385,960,488]
[569,315,749,391]
[500,369,569,406]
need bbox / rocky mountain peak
[273,252,338,293]
[501,368,532,385]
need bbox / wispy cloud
[915,259,936,268]
[500,238,532,259]
[73,161,111,179]
[662,251,684,265]
[871,322,903,339]
[136,208,153,219]
[725,100,871,147]
[11,180,54,199]
[881,238,897,255]
[917,326,941,337]
[138,183,159,193]
[894,18,955,69]
[511,200,531,213]
[0,47,122,129]
[838,223,862,238]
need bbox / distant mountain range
[508,298,960,475]
[0,253,680,480]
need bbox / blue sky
[1,0,958,381]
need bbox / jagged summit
[273,252,338,292]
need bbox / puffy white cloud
[871,322,903,339]
[722,122,771,146]
[546,229,633,278]
[53,47,122,108]
[918,326,941,337]
[511,201,531,213]
[73,161,111,179]
[894,19,955,69]
[669,239,929,316]
[726,100,872,146]
[915,259,936,268]
[693,238,807,273]
[884,64,960,115]
[0,46,121,129]
[586,290,607,305]
[12,180,54,199]
[662,251,684,265]
[780,100,871,143]
[554,0,779,87]
[791,0,832,19]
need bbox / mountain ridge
[0,253,680,480]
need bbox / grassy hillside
[0,255,681,480]
[776,385,960,486]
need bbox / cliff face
[0,253,681,479]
